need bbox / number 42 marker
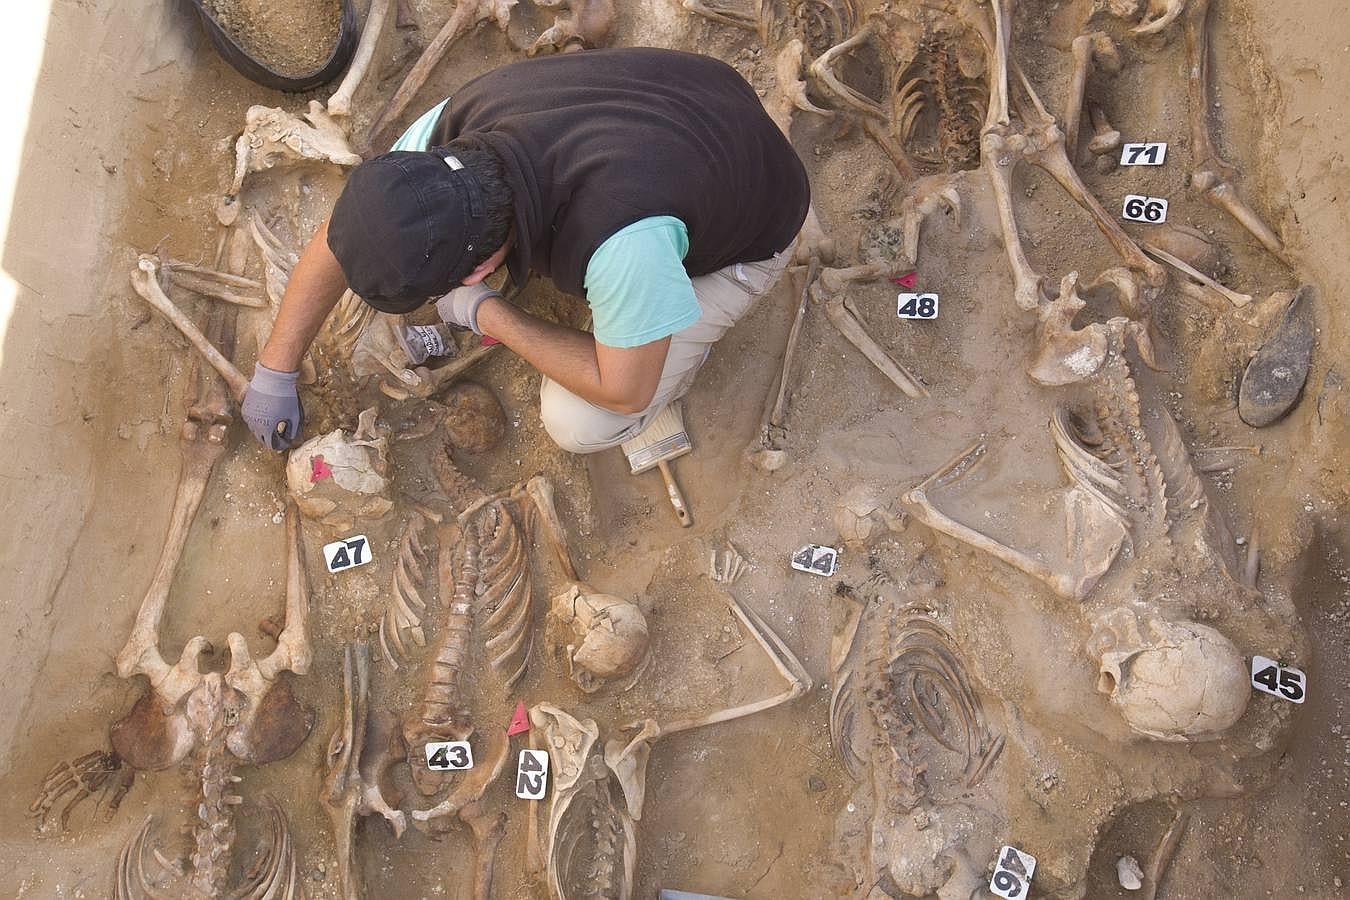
[516,749,550,800]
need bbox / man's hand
[435,283,501,334]
[241,364,304,451]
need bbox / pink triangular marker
[310,455,333,483]
[892,270,918,289]
[481,335,501,347]
[506,700,529,736]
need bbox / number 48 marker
[898,292,939,320]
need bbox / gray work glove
[241,363,304,451]
[435,283,501,335]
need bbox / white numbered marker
[1122,194,1168,223]
[516,749,550,800]
[425,740,474,771]
[791,544,839,577]
[323,535,372,574]
[1250,655,1306,704]
[1120,142,1168,166]
[990,845,1037,899]
[897,292,939,320]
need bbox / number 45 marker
[1251,655,1306,703]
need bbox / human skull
[285,407,393,531]
[547,583,650,692]
[1088,609,1249,742]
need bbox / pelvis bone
[218,100,361,225]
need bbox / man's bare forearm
[476,295,666,413]
[259,218,349,372]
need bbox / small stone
[808,776,826,793]
[1117,855,1144,891]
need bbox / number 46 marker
[990,845,1037,899]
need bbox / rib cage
[553,773,630,900]
[896,30,987,171]
[381,512,433,669]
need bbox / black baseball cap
[327,148,488,314]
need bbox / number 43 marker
[516,749,550,799]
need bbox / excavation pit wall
[0,1,1346,897]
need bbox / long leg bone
[364,0,516,153]
[642,592,812,736]
[1063,32,1121,162]
[116,266,239,686]
[899,174,963,266]
[816,266,930,399]
[982,128,1047,310]
[222,503,315,764]
[1141,241,1252,307]
[1012,69,1167,286]
[328,0,394,118]
[679,0,758,31]
[1182,0,1284,258]
[131,255,249,403]
[324,642,408,900]
[901,440,1083,598]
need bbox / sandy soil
[204,0,343,76]
[0,0,1346,898]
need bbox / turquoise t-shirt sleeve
[390,98,450,152]
[584,216,700,349]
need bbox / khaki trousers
[540,241,797,454]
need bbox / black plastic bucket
[188,0,359,93]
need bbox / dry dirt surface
[203,0,343,76]
[0,0,1347,899]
